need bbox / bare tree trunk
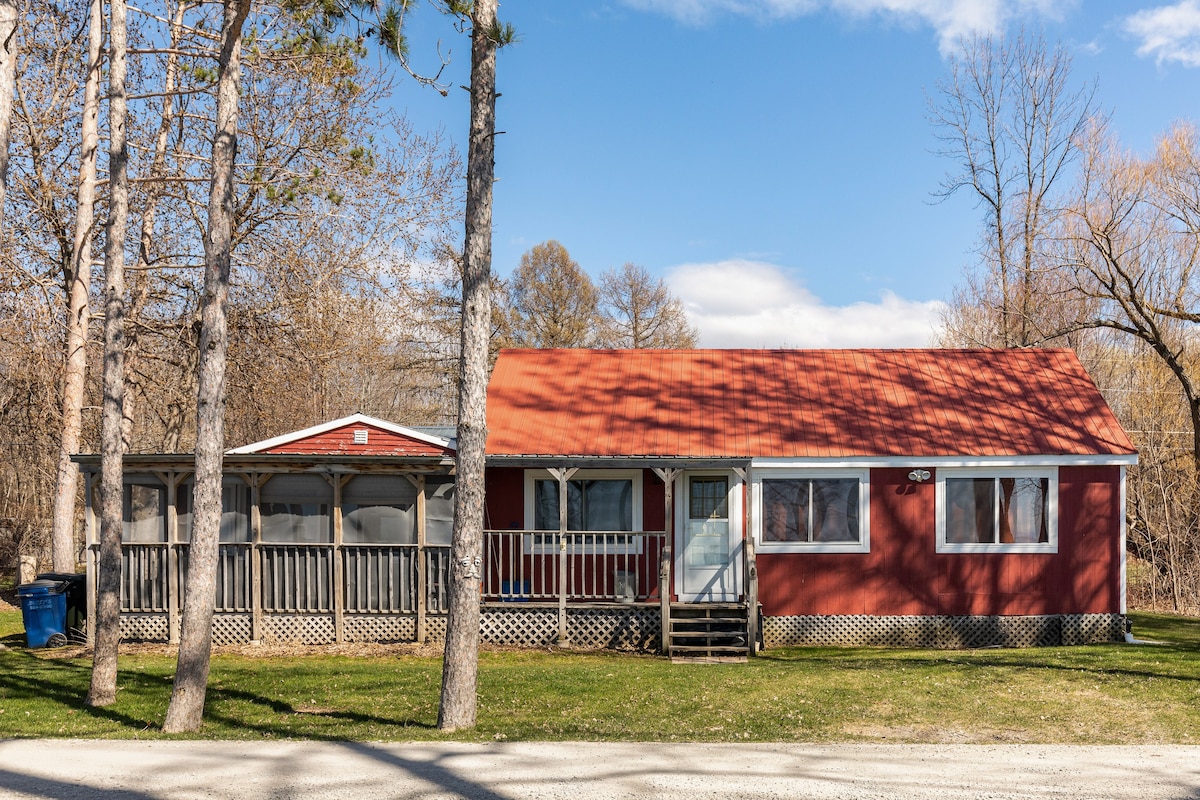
[0,0,16,227]
[49,0,103,574]
[162,0,251,734]
[86,0,128,708]
[122,0,185,452]
[437,0,497,733]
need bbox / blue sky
[395,1,1200,347]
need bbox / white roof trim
[751,454,1138,469]
[226,413,454,455]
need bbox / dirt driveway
[0,740,1197,799]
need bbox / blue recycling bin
[17,579,69,648]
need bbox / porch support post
[407,474,427,644]
[652,468,680,657]
[160,471,184,645]
[84,471,97,646]
[548,467,577,646]
[734,466,758,655]
[250,474,268,642]
[331,474,351,644]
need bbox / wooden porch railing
[114,531,667,644]
[116,542,452,638]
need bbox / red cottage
[79,348,1136,656]
[482,348,1137,656]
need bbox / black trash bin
[36,572,86,643]
[17,579,69,648]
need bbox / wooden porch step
[666,602,751,661]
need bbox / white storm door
[676,473,743,602]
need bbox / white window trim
[523,469,644,554]
[936,467,1058,554]
[751,468,870,554]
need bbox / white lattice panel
[212,615,252,645]
[567,608,659,650]
[424,616,447,642]
[1062,614,1123,645]
[344,615,416,642]
[263,615,335,644]
[763,614,1123,649]
[119,614,168,643]
[481,607,558,646]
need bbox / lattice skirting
[343,615,417,643]
[116,607,656,649]
[479,605,660,650]
[260,615,336,645]
[762,613,1124,648]
[118,610,1119,649]
[119,613,169,642]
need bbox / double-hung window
[936,468,1057,553]
[753,469,870,553]
[524,469,642,553]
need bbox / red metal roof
[484,349,1137,459]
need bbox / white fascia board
[750,454,1138,469]
[226,413,453,455]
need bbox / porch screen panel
[342,475,416,544]
[177,478,251,543]
[425,478,455,546]
[122,478,166,543]
[260,474,332,543]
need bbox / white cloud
[1124,1,1200,67]
[668,260,946,348]
[623,0,1076,53]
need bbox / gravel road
[0,740,1197,799]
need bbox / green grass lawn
[1,608,1197,742]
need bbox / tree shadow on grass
[0,647,435,738]
[759,642,1200,685]
[0,649,166,731]
[198,682,437,738]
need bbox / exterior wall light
[908,469,931,482]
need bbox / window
[177,478,251,543]
[753,470,869,553]
[937,468,1057,553]
[524,469,642,553]
[260,474,332,543]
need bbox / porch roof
[484,348,1138,461]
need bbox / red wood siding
[263,423,451,457]
[757,466,1122,617]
